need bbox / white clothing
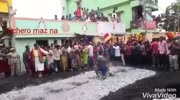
[113,46,121,57]
[53,49,62,60]
[34,57,44,71]
[87,45,94,57]
[158,40,168,54]
[67,47,72,53]
[47,55,54,65]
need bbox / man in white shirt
[87,42,94,67]
[53,45,62,72]
[113,43,121,60]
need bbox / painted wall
[12,17,97,72]
[65,0,139,29]
[13,18,97,36]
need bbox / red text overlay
[13,28,59,34]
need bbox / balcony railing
[131,19,156,30]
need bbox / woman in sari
[61,48,68,72]
[82,45,88,68]
[71,48,78,71]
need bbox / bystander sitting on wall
[60,7,110,22]
[61,16,65,20]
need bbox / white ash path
[0,66,156,100]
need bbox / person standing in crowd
[23,45,32,80]
[104,43,110,60]
[96,7,101,20]
[119,40,126,66]
[151,38,159,67]
[113,43,121,60]
[169,40,180,71]
[131,41,141,66]
[82,44,88,68]
[53,45,62,72]
[71,48,78,71]
[47,50,54,74]
[124,42,132,65]
[87,42,94,67]
[61,46,68,72]
[30,43,48,78]
[7,48,20,77]
[67,44,72,70]
[141,41,148,66]
[158,37,168,68]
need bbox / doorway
[36,40,49,47]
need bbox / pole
[143,0,148,34]
[143,0,147,33]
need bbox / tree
[162,1,180,31]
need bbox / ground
[0,62,180,100]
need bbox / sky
[13,0,177,19]
[152,0,177,15]
[13,0,62,19]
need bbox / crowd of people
[60,7,120,23]
[0,36,180,80]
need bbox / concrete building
[63,0,158,32]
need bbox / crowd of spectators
[60,7,118,22]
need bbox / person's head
[159,36,164,42]
[55,45,60,49]
[66,15,68,19]
[34,43,39,49]
[25,45,30,51]
[87,9,89,11]
[61,15,65,19]
[113,15,116,18]
[97,7,99,10]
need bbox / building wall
[64,0,140,29]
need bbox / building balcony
[131,19,156,30]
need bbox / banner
[0,0,12,13]
[144,21,156,30]
[97,22,126,34]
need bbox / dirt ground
[102,68,180,100]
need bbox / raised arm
[40,48,48,55]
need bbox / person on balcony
[76,7,82,21]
